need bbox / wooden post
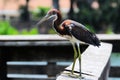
[0,48,12,80]
[0,48,8,80]
[47,62,57,77]
[56,42,112,80]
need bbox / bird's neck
[53,14,63,34]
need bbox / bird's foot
[68,73,80,78]
[62,71,83,79]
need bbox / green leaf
[29,28,39,35]
[21,29,29,35]
[7,26,19,35]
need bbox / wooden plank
[7,74,48,79]
[0,41,70,46]
[0,34,119,41]
[97,34,120,40]
[0,48,11,80]
[0,35,66,41]
[56,42,112,80]
[0,51,7,80]
[0,35,119,52]
[7,61,48,66]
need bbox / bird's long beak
[37,14,57,26]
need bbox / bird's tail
[92,34,101,47]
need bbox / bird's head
[37,9,61,25]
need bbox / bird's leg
[71,42,78,75]
[71,43,78,75]
[76,42,82,78]
[63,42,80,78]
[63,42,81,78]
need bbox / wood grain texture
[57,42,112,80]
[0,34,119,41]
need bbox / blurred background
[0,0,120,35]
[0,0,120,80]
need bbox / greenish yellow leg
[71,42,78,75]
[77,42,82,77]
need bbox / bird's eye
[48,11,56,15]
[52,11,57,15]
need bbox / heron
[37,9,101,78]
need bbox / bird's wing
[68,21,100,47]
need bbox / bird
[37,9,101,78]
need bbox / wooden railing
[0,34,119,80]
[57,43,112,80]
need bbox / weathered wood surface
[0,34,119,52]
[0,34,119,41]
[57,42,112,80]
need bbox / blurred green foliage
[85,24,95,33]
[0,21,19,35]
[2,1,119,35]
[69,0,120,33]
[0,21,38,35]
[21,28,38,35]
[29,28,39,34]
[106,26,114,34]
[32,7,50,19]
[48,28,56,34]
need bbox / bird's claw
[62,71,83,79]
[68,73,80,78]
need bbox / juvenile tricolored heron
[38,9,100,78]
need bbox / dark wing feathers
[69,21,100,47]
